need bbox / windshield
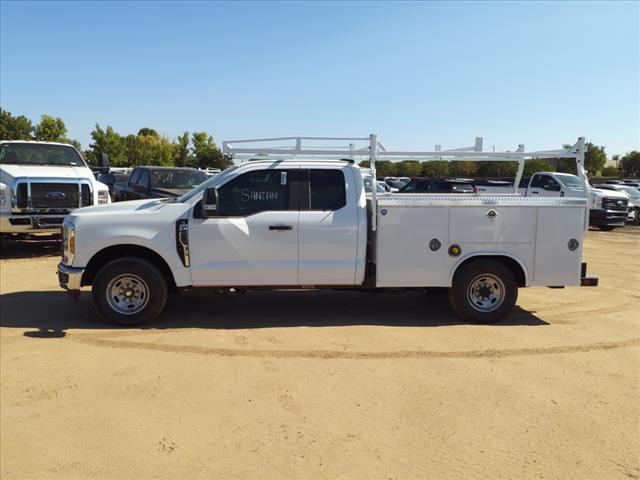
[0,143,86,167]
[179,165,240,202]
[152,169,208,190]
[556,174,584,188]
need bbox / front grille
[81,184,93,206]
[603,197,628,211]
[30,183,80,209]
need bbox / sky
[1,1,638,156]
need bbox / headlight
[0,183,6,207]
[591,196,599,209]
[97,189,110,204]
[62,221,76,265]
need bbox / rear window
[310,170,346,210]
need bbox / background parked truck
[0,141,111,239]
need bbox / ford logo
[46,191,66,200]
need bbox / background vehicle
[117,166,208,201]
[1,141,110,239]
[58,135,598,327]
[97,172,130,202]
[474,171,629,230]
[399,178,475,193]
[593,184,640,225]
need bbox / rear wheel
[448,259,518,324]
[92,257,168,326]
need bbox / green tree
[448,161,477,177]
[137,127,159,138]
[173,131,192,167]
[0,108,33,140]
[523,158,554,176]
[89,124,129,166]
[124,132,174,166]
[395,161,422,177]
[34,114,67,141]
[420,161,449,177]
[619,151,640,177]
[558,142,606,175]
[601,165,618,177]
[475,161,519,178]
[191,132,232,169]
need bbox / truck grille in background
[31,183,80,209]
[602,197,628,211]
[13,182,93,211]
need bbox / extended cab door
[189,167,300,286]
[297,167,361,285]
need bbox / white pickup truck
[1,141,111,239]
[475,171,630,230]
[57,135,598,326]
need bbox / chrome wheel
[106,274,149,315]
[467,274,505,313]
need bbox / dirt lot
[1,228,638,480]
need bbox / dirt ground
[1,228,638,480]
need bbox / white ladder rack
[222,135,587,231]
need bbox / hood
[590,188,628,199]
[71,198,171,216]
[1,163,94,181]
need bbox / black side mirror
[202,187,219,217]
[99,152,110,174]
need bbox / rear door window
[309,170,346,210]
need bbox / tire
[448,259,518,324]
[596,225,616,231]
[92,257,168,326]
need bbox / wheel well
[454,255,526,287]
[81,244,177,291]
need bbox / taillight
[472,186,478,194]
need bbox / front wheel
[92,257,168,326]
[448,259,518,324]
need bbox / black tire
[92,257,168,326]
[448,259,518,324]
[596,225,616,231]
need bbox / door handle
[269,225,293,231]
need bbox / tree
[601,165,618,177]
[173,131,192,167]
[0,108,33,140]
[191,132,232,170]
[475,161,519,178]
[395,161,422,177]
[523,158,554,176]
[558,142,607,175]
[34,114,67,141]
[448,161,477,177]
[137,127,159,138]
[88,124,129,166]
[421,161,449,177]
[619,151,640,177]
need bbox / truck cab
[0,141,111,239]
[117,166,208,202]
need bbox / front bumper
[1,211,66,234]
[589,208,626,227]
[57,261,85,291]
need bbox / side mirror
[99,152,110,174]
[202,187,219,218]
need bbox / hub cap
[106,274,149,315]
[467,274,505,313]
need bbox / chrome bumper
[57,261,85,291]
[1,211,65,234]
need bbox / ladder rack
[222,135,587,231]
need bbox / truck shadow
[0,289,548,338]
[0,239,60,260]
